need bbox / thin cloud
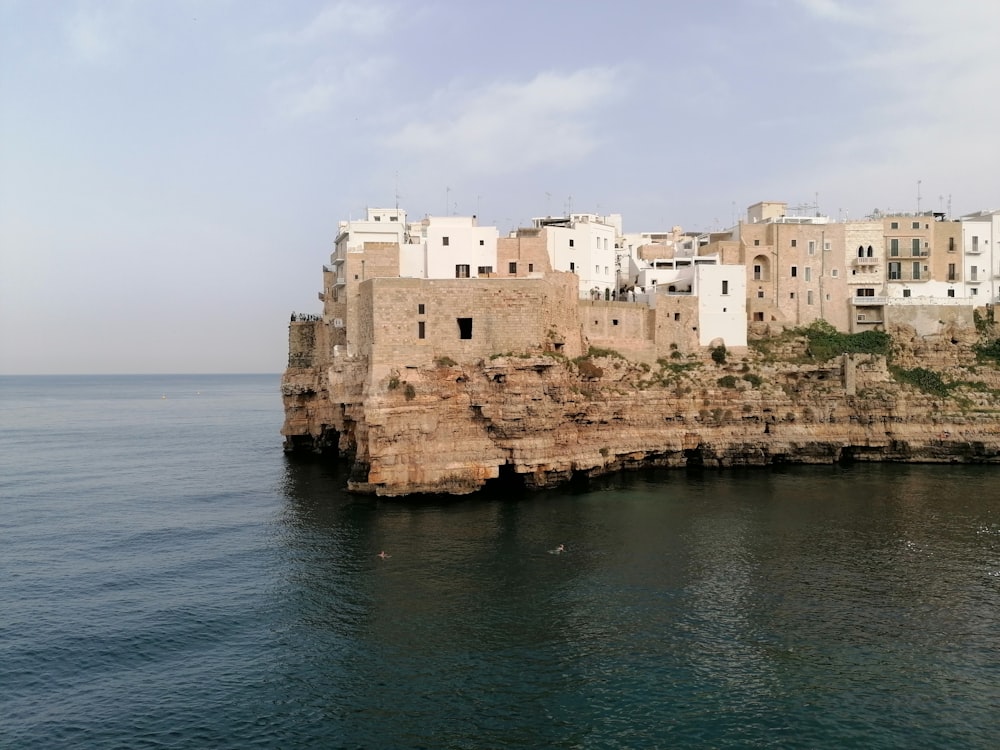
[386,67,629,176]
[274,56,392,119]
[65,6,115,62]
[261,0,393,46]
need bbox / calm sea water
[1,374,998,749]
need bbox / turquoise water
[1,375,998,748]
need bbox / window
[612,319,619,326]
[389,215,397,222]
[912,221,920,229]
[791,239,797,248]
[858,288,875,297]
[972,236,979,252]
[911,238,920,254]
[418,303,425,314]
[757,290,764,298]
[442,236,450,246]
[374,215,381,222]
[595,265,600,273]
[418,321,425,339]
[912,262,921,280]
[455,264,470,278]
[604,266,609,275]
[479,239,485,246]
[891,221,899,229]
[867,245,873,257]
[948,263,956,281]
[809,240,816,254]
[890,238,899,256]
[457,318,472,339]
[569,239,575,247]
[722,280,729,295]
[596,238,600,249]
[569,262,575,272]
[673,312,681,321]
[791,266,798,278]
[753,264,763,280]
[949,237,955,252]
[804,267,812,282]
[971,288,978,295]
[528,263,534,272]
[790,292,796,299]
[831,269,839,278]
[807,290,814,305]
[971,266,978,281]
[753,312,764,321]
[889,262,901,279]
[509,262,517,274]
[754,239,760,246]
[477,266,493,275]
[903,289,911,298]
[947,289,955,298]
[858,245,865,258]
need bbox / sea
[1,373,998,749]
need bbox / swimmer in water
[378,550,390,559]
[549,544,565,554]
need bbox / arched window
[858,245,865,258]
[867,245,874,257]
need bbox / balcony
[851,296,889,305]
[853,256,880,266]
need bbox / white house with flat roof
[409,215,499,279]
[533,213,621,299]
[961,209,1000,303]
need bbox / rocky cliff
[281,323,1000,496]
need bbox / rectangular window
[595,265,600,273]
[911,238,920,254]
[569,262,575,272]
[569,239,575,247]
[477,266,493,275]
[753,312,764,321]
[912,261,921,280]
[455,264,469,278]
[890,238,899,256]
[972,236,979,252]
[418,321,425,339]
[790,292,796,299]
[807,290,814,305]
[889,262,901,279]
[442,236,450,246]
[858,288,875,297]
[903,289,911,298]
[389,215,397,221]
[791,266,798,278]
[528,263,534,272]
[805,267,812,282]
[948,263,956,281]
[971,288,978,295]
[891,221,899,229]
[479,239,485,246]
[949,237,955,252]
[831,269,838,277]
[722,280,729,295]
[754,239,760,246]
[612,319,619,326]
[374,215,381,221]
[757,290,764,298]
[791,239,797,248]
[971,266,978,281]
[808,240,816,254]
[947,289,955,297]
[674,312,681,321]
[753,265,762,280]
[418,303,425,314]
[457,318,472,339]
[912,221,920,229]
[509,261,517,274]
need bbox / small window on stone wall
[674,312,680,321]
[458,318,473,339]
[612,319,619,326]
[753,312,764,321]
[418,321,425,339]
[509,261,517,273]
[418,303,425,315]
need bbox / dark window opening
[509,261,517,273]
[612,319,619,326]
[418,321,425,339]
[753,312,764,321]
[674,312,681,321]
[569,262,575,272]
[528,263,534,272]
[418,303,425,315]
[456,264,470,278]
[458,318,473,339]
[442,236,450,246]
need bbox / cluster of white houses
[310,201,1000,364]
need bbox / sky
[2,0,998,374]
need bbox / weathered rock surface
[281,326,1000,496]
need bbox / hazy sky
[2,0,998,374]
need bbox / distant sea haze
[1,374,998,749]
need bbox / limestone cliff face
[281,323,1000,496]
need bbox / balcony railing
[853,257,880,266]
[851,296,889,305]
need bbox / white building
[961,209,1000,303]
[408,215,499,279]
[533,213,621,299]
[667,264,747,348]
